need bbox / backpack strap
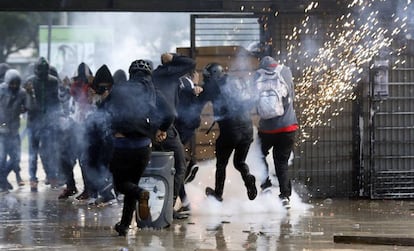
[274,64,286,85]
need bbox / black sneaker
[260,178,272,191]
[75,190,91,200]
[205,187,223,202]
[30,181,38,192]
[280,196,291,209]
[6,181,13,191]
[185,164,199,184]
[114,222,128,236]
[173,210,189,220]
[94,192,116,206]
[177,205,191,215]
[244,174,257,200]
[58,188,78,200]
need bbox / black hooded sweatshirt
[152,54,196,118]
[106,71,174,139]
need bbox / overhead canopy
[0,0,346,13]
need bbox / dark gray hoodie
[0,69,28,135]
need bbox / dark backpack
[255,65,289,119]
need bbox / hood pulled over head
[4,69,21,93]
[92,64,114,95]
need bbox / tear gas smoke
[185,129,312,217]
[67,12,191,75]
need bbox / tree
[0,12,50,63]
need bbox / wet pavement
[1,150,414,250]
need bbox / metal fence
[369,63,414,198]
[189,13,414,199]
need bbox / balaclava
[4,69,21,94]
[34,57,50,79]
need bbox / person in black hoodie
[24,57,62,191]
[103,60,174,236]
[113,69,127,85]
[81,65,116,206]
[200,63,257,202]
[152,53,196,218]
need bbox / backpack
[256,65,289,119]
[210,75,254,121]
[221,75,252,104]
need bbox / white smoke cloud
[183,129,312,217]
[68,12,191,73]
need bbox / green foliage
[0,12,49,62]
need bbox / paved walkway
[1,155,414,250]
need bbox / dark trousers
[258,131,296,198]
[110,145,151,227]
[0,133,21,187]
[59,127,77,190]
[177,127,197,204]
[28,124,60,182]
[214,126,253,197]
[153,126,186,205]
[6,134,21,175]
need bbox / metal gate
[369,57,414,199]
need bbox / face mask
[36,65,49,79]
[93,82,112,95]
[8,79,20,94]
[91,94,104,105]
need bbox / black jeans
[214,124,253,197]
[258,131,296,198]
[110,145,151,227]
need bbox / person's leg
[184,133,199,184]
[58,126,78,199]
[110,146,151,235]
[27,127,40,191]
[0,135,9,191]
[6,134,23,186]
[213,135,234,199]
[233,140,257,200]
[177,185,191,216]
[93,163,115,204]
[258,132,275,190]
[162,127,187,207]
[58,154,77,199]
[38,125,60,187]
[272,131,296,199]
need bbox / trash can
[136,151,175,229]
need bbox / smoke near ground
[184,129,311,217]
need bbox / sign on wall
[39,25,113,78]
